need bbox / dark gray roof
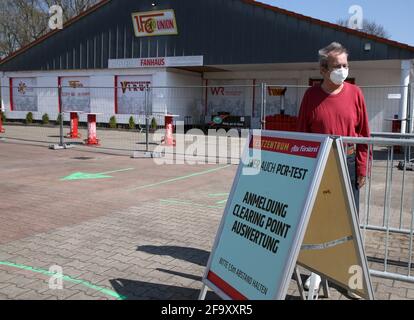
[1,0,413,71]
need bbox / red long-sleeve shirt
[297,82,370,177]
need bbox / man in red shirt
[298,42,370,203]
[297,42,371,297]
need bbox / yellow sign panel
[132,10,178,37]
[298,141,373,299]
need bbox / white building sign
[11,77,38,111]
[116,75,152,114]
[60,76,91,113]
[108,56,203,69]
[207,80,247,116]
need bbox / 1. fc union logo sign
[132,9,178,37]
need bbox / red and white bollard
[0,113,5,133]
[162,115,178,146]
[66,112,81,138]
[85,113,100,146]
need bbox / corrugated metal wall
[1,0,414,71]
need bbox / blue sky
[259,0,414,46]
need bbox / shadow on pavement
[137,245,210,267]
[109,277,308,300]
[156,268,202,282]
[133,246,350,300]
[109,278,220,300]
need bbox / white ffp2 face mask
[330,67,349,85]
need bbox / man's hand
[357,176,366,189]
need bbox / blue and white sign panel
[202,131,332,300]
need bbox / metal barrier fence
[262,84,412,134]
[360,85,411,134]
[1,83,412,142]
[343,134,414,283]
[0,86,169,153]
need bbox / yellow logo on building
[17,82,27,94]
[132,10,178,37]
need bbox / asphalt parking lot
[1,137,414,300]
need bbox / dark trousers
[346,154,360,213]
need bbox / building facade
[1,0,413,132]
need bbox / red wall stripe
[252,79,256,117]
[9,78,13,111]
[204,79,208,116]
[57,77,62,113]
[114,76,118,114]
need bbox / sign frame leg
[293,266,307,300]
[198,284,208,300]
[322,278,330,298]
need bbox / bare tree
[337,18,390,39]
[0,0,99,59]
[43,0,99,22]
[0,0,48,57]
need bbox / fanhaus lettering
[140,58,165,66]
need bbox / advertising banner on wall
[115,75,152,114]
[60,77,91,113]
[206,80,248,117]
[11,78,38,111]
[255,80,299,117]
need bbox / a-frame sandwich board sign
[199,130,374,300]
[297,137,373,299]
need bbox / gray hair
[319,42,348,68]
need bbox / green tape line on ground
[129,165,232,191]
[61,168,134,181]
[208,193,229,204]
[0,261,126,300]
[160,199,226,209]
[208,193,229,197]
